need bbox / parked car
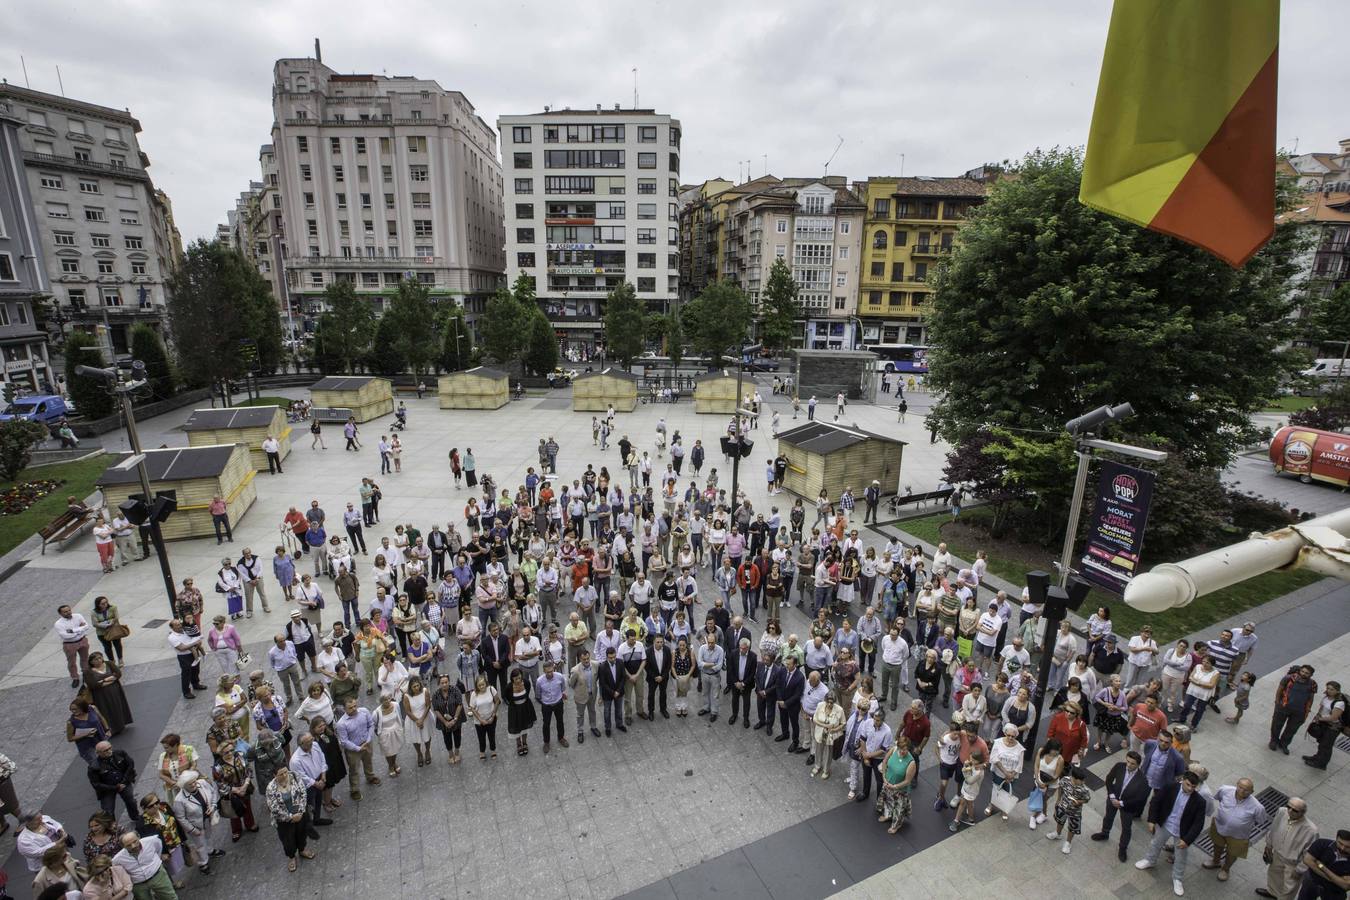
[0,394,72,426]
[741,357,781,372]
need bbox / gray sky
[5,0,1341,243]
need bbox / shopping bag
[1026,786,1044,814]
[991,785,1018,815]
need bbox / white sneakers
[1172,879,1184,896]
[1045,831,1059,841]
[1061,841,1072,854]
[1028,816,1038,830]
[1135,860,1155,870]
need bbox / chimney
[314,38,322,62]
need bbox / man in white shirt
[1123,626,1160,688]
[628,573,654,616]
[167,618,206,699]
[974,602,1002,674]
[999,637,1031,679]
[879,624,911,709]
[54,604,91,688]
[262,434,283,474]
[1018,584,1041,624]
[110,512,140,566]
[314,638,345,683]
[617,632,648,723]
[289,733,332,825]
[113,832,175,894]
[573,576,598,634]
[514,626,543,677]
[931,542,953,577]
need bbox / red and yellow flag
[1080,0,1279,267]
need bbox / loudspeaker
[149,491,177,524]
[1064,576,1092,612]
[739,437,754,458]
[118,498,149,526]
[1025,570,1051,606]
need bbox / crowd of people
[6,417,1348,900]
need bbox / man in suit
[1136,771,1208,896]
[776,656,806,750]
[1140,731,1187,795]
[755,652,782,731]
[645,635,674,719]
[478,620,512,696]
[723,616,753,692]
[1092,750,1152,861]
[726,638,758,727]
[427,525,449,581]
[598,646,626,736]
[568,650,600,742]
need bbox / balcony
[22,151,149,182]
[290,255,443,267]
[910,243,953,258]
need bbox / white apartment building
[499,107,682,355]
[270,56,505,335]
[0,84,176,354]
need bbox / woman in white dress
[402,676,434,767]
[375,694,405,777]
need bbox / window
[310,271,324,286]
[101,289,123,307]
[516,227,535,243]
[776,220,787,234]
[914,262,928,281]
[98,260,115,275]
[336,193,348,210]
[775,244,786,259]
[109,154,126,168]
[67,288,86,307]
[61,259,81,273]
[131,261,147,276]
[386,220,397,237]
[413,219,433,238]
[414,244,433,257]
[919,201,937,219]
[638,179,656,195]
[378,137,392,155]
[637,203,656,220]
[916,231,931,249]
[889,291,906,307]
[835,274,847,287]
[355,137,366,154]
[513,152,532,169]
[384,193,395,209]
[407,136,427,153]
[544,176,595,194]
[85,207,106,222]
[669,128,680,148]
[48,202,70,218]
[872,229,887,249]
[638,253,656,269]
[411,111,423,121]
[893,229,907,246]
[79,179,100,194]
[410,166,429,182]
[637,228,656,244]
[364,220,375,235]
[307,219,318,237]
[668,253,678,268]
[125,236,143,250]
[638,126,657,143]
[514,178,533,194]
[802,194,826,215]
[515,203,534,219]
[544,149,624,169]
[517,252,535,267]
[669,153,679,174]
[329,137,341,154]
[40,174,63,190]
[92,234,110,248]
[357,165,368,182]
[668,203,677,221]
[669,178,678,197]
[339,221,350,238]
[873,198,890,217]
[300,163,312,181]
[115,183,134,199]
[637,277,656,292]
[543,125,559,143]
[359,192,371,209]
[333,165,344,182]
[896,201,911,218]
[637,153,657,169]
[73,149,91,162]
[304,192,315,207]
[667,227,677,245]
[870,261,885,277]
[361,272,380,288]
[68,119,87,136]
[891,262,905,281]
[607,203,625,218]
[54,231,76,246]
[381,165,392,182]
[297,136,309,153]
[410,193,430,209]
[834,297,846,311]
[512,126,532,143]
[27,110,48,127]
[840,221,851,234]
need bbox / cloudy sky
[6,0,1341,242]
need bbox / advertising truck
[1269,425,1350,486]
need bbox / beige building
[269,54,505,335]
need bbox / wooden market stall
[97,445,257,541]
[693,369,740,414]
[572,368,638,413]
[775,421,905,503]
[181,405,291,471]
[309,376,393,423]
[440,366,510,410]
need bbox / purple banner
[1080,459,1156,595]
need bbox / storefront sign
[1080,459,1156,594]
[547,242,596,251]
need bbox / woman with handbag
[170,770,223,874]
[211,744,259,841]
[876,735,917,834]
[1028,738,1064,830]
[81,653,133,736]
[91,596,127,664]
[984,725,1025,821]
[137,794,189,888]
[207,615,243,676]
[66,698,110,767]
[810,691,846,780]
[265,767,315,873]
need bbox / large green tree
[759,258,801,352]
[63,331,115,419]
[926,147,1307,470]
[603,281,645,368]
[367,315,405,376]
[129,324,175,401]
[314,281,375,373]
[681,280,753,364]
[437,304,471,373]
[524,311,559,376]
[666,311,685,367]
[479,274,535,365]
[382,279,440,375]
[1300,282,1350,352]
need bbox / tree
[314,281,375,373]
[129,324,175,401]
[1289,382,1350,432]
[603,281,645,368]
[382,279,440,375]
[0,419,50,480]
[63,331,115,419]
[1300,282,1350,351]
[941,429,1026,535]
[524,311,559,376]
[759,258,801,352]
[238,265,284,374]
[926,147,1308,471]
[367,315,405,376]
[666,311,685,367]
[437,304,471,373]
[480,275,534,366]
[681,280,753,364]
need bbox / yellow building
[854,175,988,345]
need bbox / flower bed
[0,478,67,517]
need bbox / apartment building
[0,83,176,353]
[270,56,505,335]
[677,177,732,302]
[854,175,988,345]
[500,107,682,356]
[0,99,55,393]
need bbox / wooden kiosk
[97,445,257,541]
[440,367,510,410]
[774,421,905,502]
[693,369,740,414]
[309,376,393,423]
[572,368,638,413]
[181,405,292,471]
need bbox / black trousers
[779,703,801,743]
[346,525,367,554]
[540,701,564,743]
[276,813,310,859]
[730,686,752,721]
[98,785,138,820]
[1099,802,1137,853]
[176,653,199,696]
[430,552,445,581]
[860,760,880,798]
[756,692,776,726]
[646,679,668,716]
[1270,706,1307,748]
[267,451,283,474]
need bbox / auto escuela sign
[1080,459,1156,594]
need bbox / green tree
[314,281,375,373]
[524,311,559,376]
[63,331,115,419]
[681,280,753,364]
[383,279,440,375]
[238,265,284,374]
[666,311,685,367]
[129,324,175,401]
[367,315,405,375]
[1300,282,1350,350]
[603,281,645,368]
[437,304,471,373]
[926,147,1308,470]
[759,258,801,352]
[479,275,534,365]
[0,419,50,480]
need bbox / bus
[868,343,930,374]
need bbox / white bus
[868,343,930,375]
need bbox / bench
[39,507,96,555]
[310,407,354,424]
[889,487,954,513]
[393,385,424,396]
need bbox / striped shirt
[1205,640,1240,677]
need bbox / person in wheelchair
[394,401,408,430]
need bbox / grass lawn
[891,509,1321,642]
[0,454,110,557]
[239,396,292,408]
[1261,395,1318,413]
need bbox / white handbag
[990,784,1019,815]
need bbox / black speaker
[1025,570,1051,606]
[719,437,735,456]
[1044,585,1071,618]
[739,437,754,458]
[149,491,177,524]
[1064,575,1092,612]
[118,498,149,526]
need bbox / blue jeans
[813,586,831,616]
[1181,693,1208,728]
[1143,824,1188,881]
[1049,660,1070,691]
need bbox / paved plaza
[1,380,1347,900]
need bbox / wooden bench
[393,385,423,396]
[310,407,354,424]
[889,487,954,513]
[39,507,96,555]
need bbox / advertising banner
[1080,459,1156,594]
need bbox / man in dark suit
[755,653,782,731]
[776,656,806,750]
[722,617,753,691]
[426,525,449,580]
[1092,750,1151,861]
[645,635,673,719]
[726,638,758,727]
[1137,771,1207,895]
[478,621,512,696]
[599,646,625,736]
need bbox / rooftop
[0,83,141,129]
[98,445,237,486]
[776,420,905,454]
[310,375,381,391]
[181,406,282,432]
[1277,191,1350,225]
[866,176,988,198]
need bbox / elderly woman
[251,685,291,754]
[137,794,188,888]
[832,648,861,699]
[377,650,411,703]
[81,652,133,737]
[16,812,67,872]
[296,680,336,728]
[66,697,110,767]
[877,734,917,834]
[171,770,222,874]
[211,742,258,841]
[207,615,243,676]
[81,853,133,900]
[265,767,315,873]
[213,673,250,741]
[984,724,1026,821]
[205,708,243,763]
[155,734,199,800]
[246,729,288,790]
[914,649,942,713]
[810,690,847,780]
[32,842,88,894]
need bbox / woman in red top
[1046,701,1089,764]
